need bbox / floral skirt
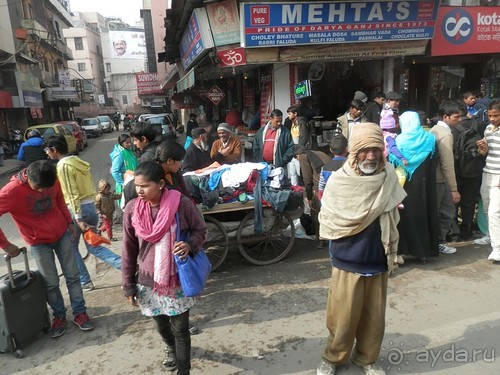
[137,284,195,317]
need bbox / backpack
[454,120,485,178]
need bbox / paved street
[1,132,499,374]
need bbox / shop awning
[176,68,195,93]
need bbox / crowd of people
[0,89,498,375]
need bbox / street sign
[206,85,225,105]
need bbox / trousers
[322,267,388,366]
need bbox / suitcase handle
[4,247,29,288]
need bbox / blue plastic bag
[174,214,211,297]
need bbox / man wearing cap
[183,127,212,172]
[317,123,406,375]
[210,123,241,164]
[17,129,47,165]
[337,99,367,142]
[385,91,403,132]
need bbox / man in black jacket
[363,92,386,124]
[182,128,212,172]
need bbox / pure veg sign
[206,85,225,105]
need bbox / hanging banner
[432,7,500,56]
[206,0,241,46]
[259,66,273,127]
[109,30,147,59]
[241,1,438,48]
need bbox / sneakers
[439,243,457,254]
[162,346,177,371]
[488,249,500,262]
[317,360,336,375]
[73,312,95,331]
[82,281,95,291]
[362,364,386,375]
[50,317,67,338]
[474,235,491,245]
[189,324,200,335]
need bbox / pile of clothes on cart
[182,161,303,212]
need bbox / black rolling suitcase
[0,248,50,357]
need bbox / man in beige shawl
[316,123,406,375]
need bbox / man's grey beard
[200,140,209,151]
[358,160,379,175]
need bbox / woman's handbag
[174,214,211,297]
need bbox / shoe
[189,324,200,335]
[162,346,177,371]
[50,317,67,338]
[82,281,95,291]
[474,235,491,245]
[362,363,386,375]
[316,360,336,375]
[439,243,457,254]
[396,255,405,265]
[487,249,500,262]
[73,312,95,331]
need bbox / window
[106,63,111,72]
[122,95,128,105]
[74,37,84,51]
[77,63,86,71]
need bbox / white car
[81,118,103,138]
[97,115,115,133]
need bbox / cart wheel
[14,350,23,358]
[204,216,229,271]
[237,210,295,265]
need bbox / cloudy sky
[69,0,143,25]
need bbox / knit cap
[380,108,396,130]
[353,91,368,103]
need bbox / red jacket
[0,170,73,248]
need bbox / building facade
[159,0,499,137]
[0,0,77,140]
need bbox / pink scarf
[132,189,182,296]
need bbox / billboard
[136,73,163,95]
[241,1,438,48]
[109,30,147,60]
[432,7,500,56]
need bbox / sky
[69,0,143,25]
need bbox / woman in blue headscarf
[389,111,439,261]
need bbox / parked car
[97,115,115,133]
[81,117,103,138]
[144,113,176,140]
[23,124,78,155]
[57,121,88,152]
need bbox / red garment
[99,216,114,240]
[262,127,278,162]
[0,171,73,247]
[225,109,242,127]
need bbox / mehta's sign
[241,1,438,47]
[432,7,500,56]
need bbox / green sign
[294,80,311,100]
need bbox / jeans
[152,310,191,374]
[71,202,122,285]
[30,231,86,318]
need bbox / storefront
[164,0,498,134]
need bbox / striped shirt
[484,124,500,174]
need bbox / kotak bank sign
[432,7,500,56]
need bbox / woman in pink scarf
[122,161,206,374]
